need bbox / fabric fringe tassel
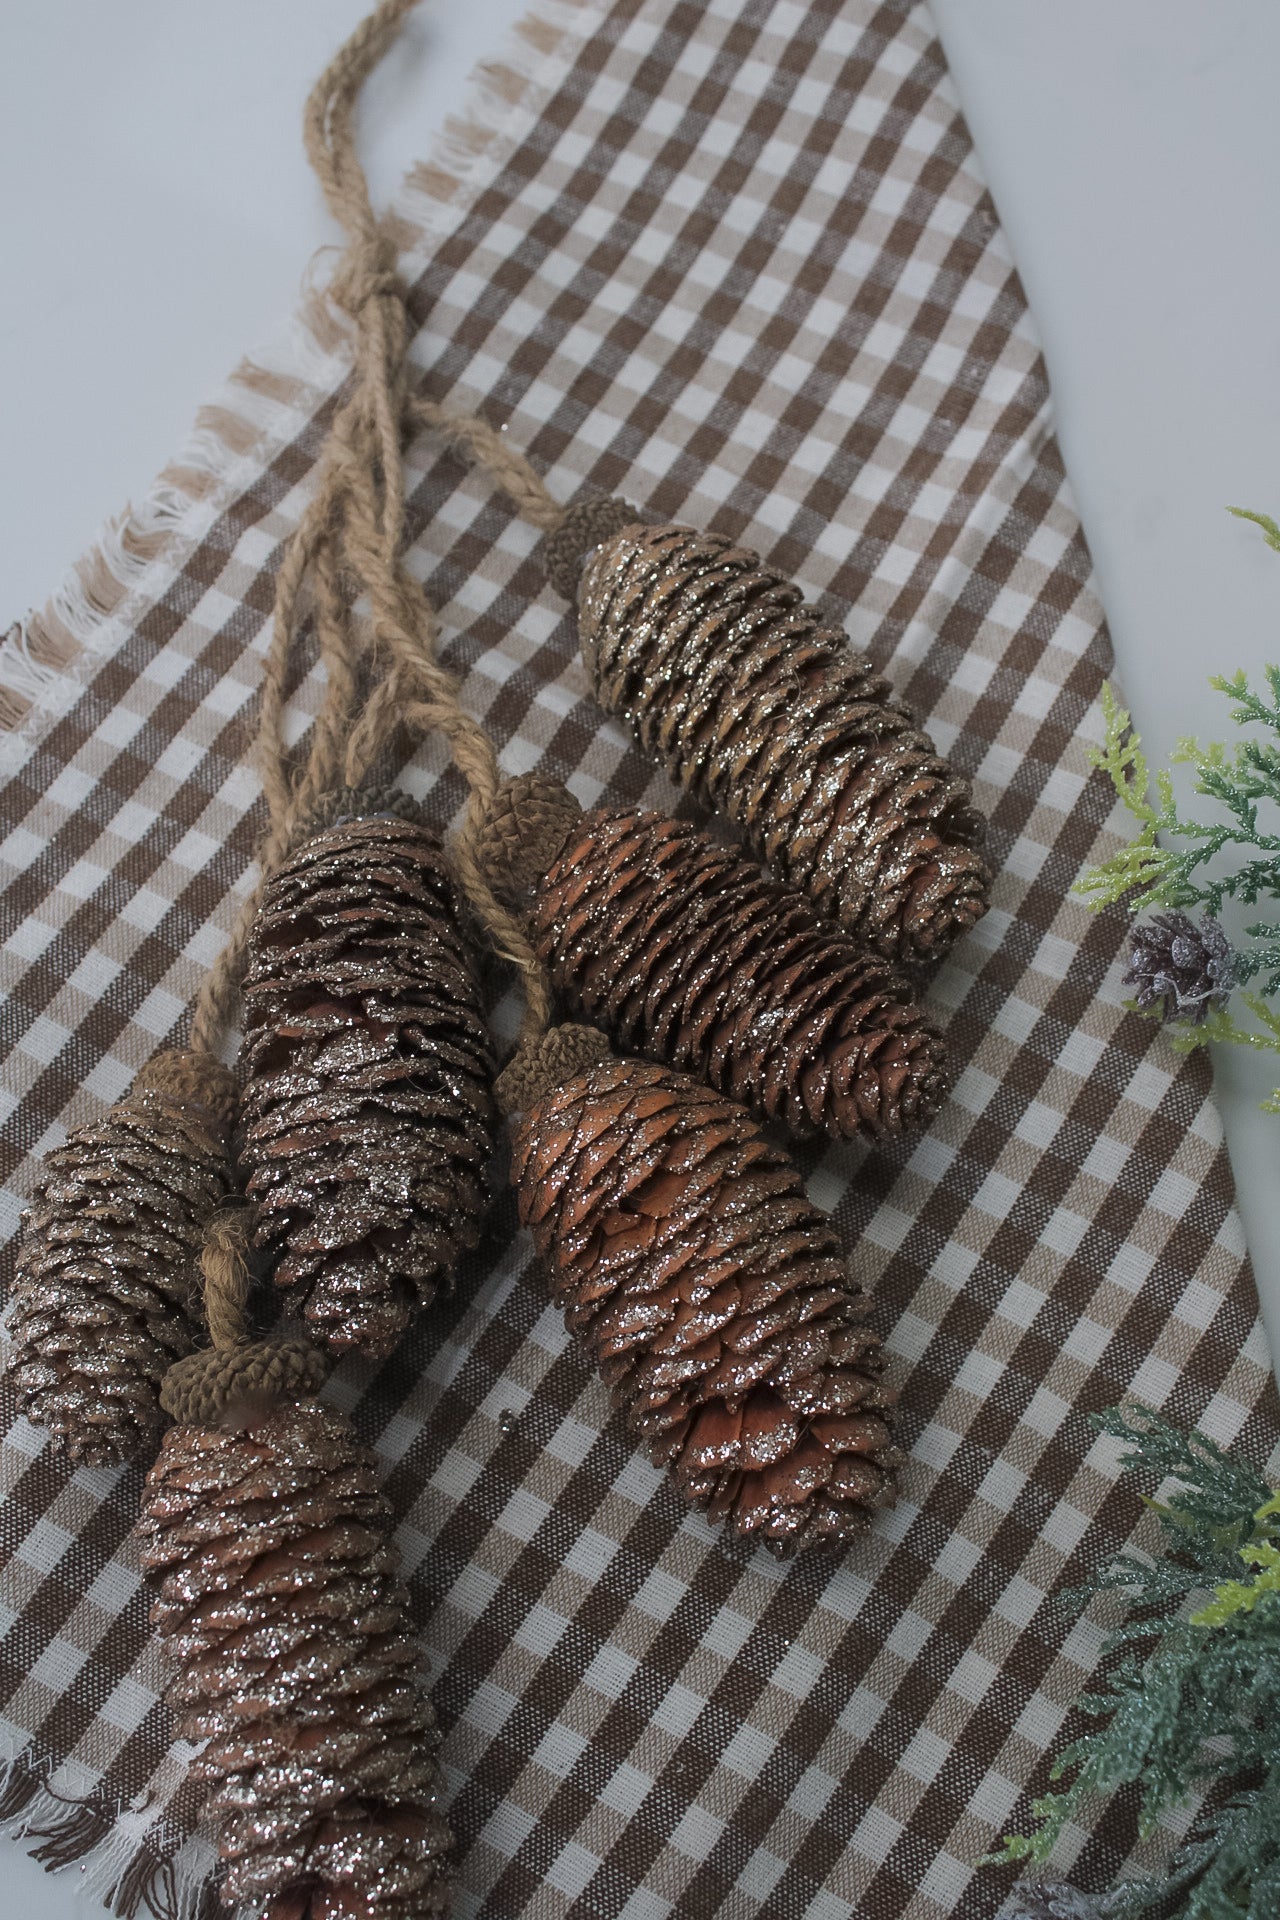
[0,0,603,775]
[0,1743,220,1920]
[402,0,595,210]
[0,310,348,768]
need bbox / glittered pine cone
[5,1050,238,1465]
[486,782,950,1142]
[239,813,496,1359]
[508,1045,899,1554]
[1122,910,1237,1024]
[137,1398,452,1917]
[568,517,991,968]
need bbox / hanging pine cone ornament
[501,1028,900,1554]
[139,1357,452,1918]
[5,1050,238,1465]
[479,774,950,1142]
[542,505,991,970]
[239,809,496,1359]
[1122,910,1237,1024]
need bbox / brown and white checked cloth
[1,2,1278,1917]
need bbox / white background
[2,3,1279,1911]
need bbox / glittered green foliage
[1079,675,1280,943]
[994,1405,1280,1919]
[1077,513,1280,1107]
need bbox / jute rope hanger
[185,0,560,1063]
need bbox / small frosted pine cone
[1122,910,1236,1024]
[6,1051,237,1465]
[1004,1887,1121,1920]
[507,1043,899,1554]
[571,520,991,968]
[239,813,495,1359]
[481,782,950,1142]
[137,1399,452,1917]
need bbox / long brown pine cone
[137,1399,452,1918]
[572,518,991,969]
[518,795,950,1142]
[239,814,496,1359]
[6,1052,237,1464]
[509,1047,899,1554]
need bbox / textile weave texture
[2,2,1277,1917]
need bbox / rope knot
[134,1050,239,1130]
[160,1337,328,1429]
[330,232,403,316]
[496,1024,613,1116]
[539,495,643,601]
[474,774,583,901]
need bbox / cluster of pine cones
[4,506,992,1915]
[571,516,991,970]
[7,508,992,1553]
[8,810,496,1432]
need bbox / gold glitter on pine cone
[526,801,950,1143]
[576,522,991,968]
[239,815,496,1360]
[137,1400,452,1918]
[7,1056,237,1465]
[510,1051,899,1554]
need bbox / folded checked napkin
[1,2,1276,1916]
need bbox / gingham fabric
[1,2,1277,1917]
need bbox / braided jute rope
[134,1049,240,1130]
[403,394,646,604]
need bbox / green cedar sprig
[1078,674,1280,947]
[993,1404,1280,1919]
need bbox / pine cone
[239,814,496,1359]
[509,1050,899,1553]
[525,799,950,1142]
[137,1399,452,1917]
[6,1052,237,1465]
[1122,910,1236,1023]
[575,521,991,967]
[1004,1886,1121,1920]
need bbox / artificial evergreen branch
[1078,676,1280,925]
[1078,512,1280,1108]
[994,1404,1280,1920]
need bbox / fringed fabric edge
[0,0,605,778]
[0,1742,219,1920]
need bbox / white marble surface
[2,3,1279,1912]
